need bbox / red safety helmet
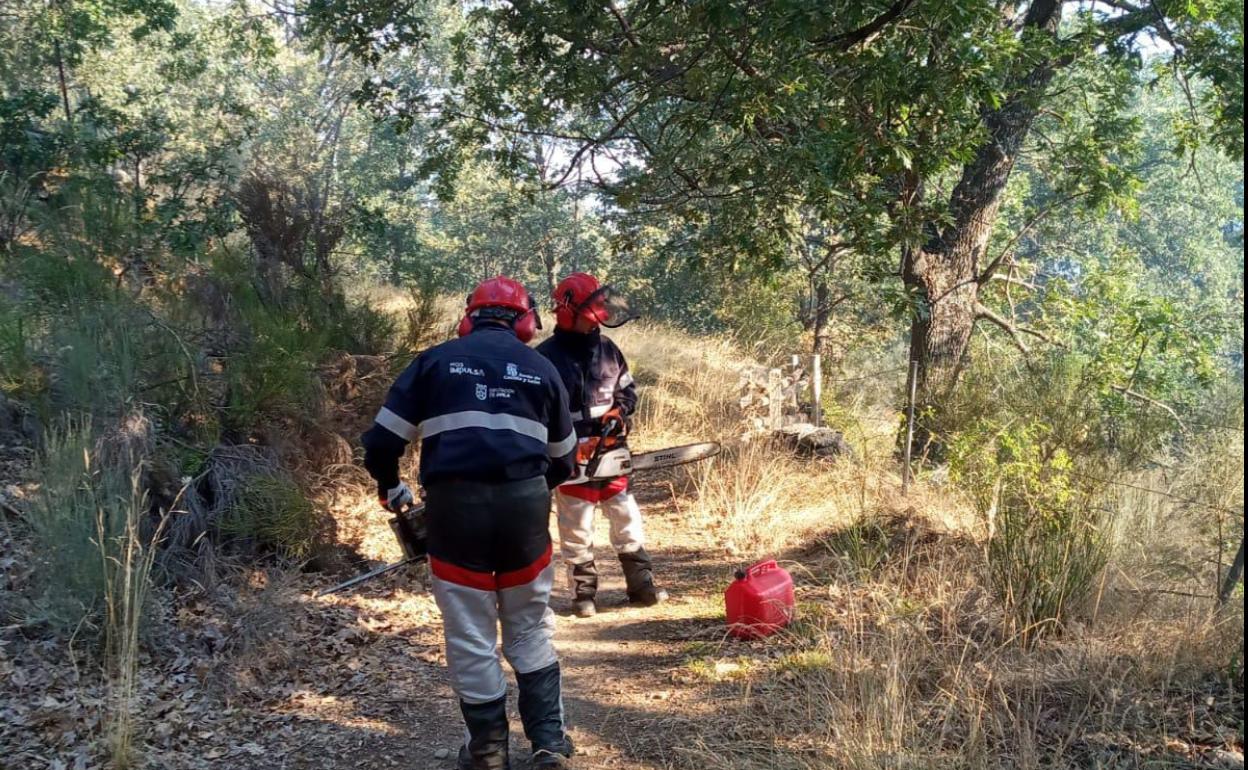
[457,276,541,343]
[553,272,635,331]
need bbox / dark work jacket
[361,324,577,492]
[535,328,637,440]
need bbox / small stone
[434,748,451,760]
[1214,750,1244,769]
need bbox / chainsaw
[316,502,427,597]
[564,434,722,485]
[316,438,721,597]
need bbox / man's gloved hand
[379,481,415,513]
[600,407,627,440]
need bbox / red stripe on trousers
[497,543,553,590]
[559,475,629,503]
[429,556,496,591]
[430,544,553,591]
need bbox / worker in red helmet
[362,276,578,770]
[536,272,668,618]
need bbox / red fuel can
[725,559,795,639]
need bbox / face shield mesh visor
[580,286,636,328]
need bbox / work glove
[600,408,627,440]
[379,481,415,513]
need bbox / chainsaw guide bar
[316,442,721,597]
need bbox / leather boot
[516,663,574,768]
[457,696,511,770]
[619,548,668,606]
[569,560,598,618]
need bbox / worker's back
[367,324,576,487]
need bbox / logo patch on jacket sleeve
[475,383,488,401]
[503,363,542,385]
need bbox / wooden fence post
[768,368,783,430]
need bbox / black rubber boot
[569,560,598,618]
[516,663,574,767]
[619,548,669,606]
[457,697,511,770]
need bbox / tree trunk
[55,39,72,123]
[542,246,558,299]
[812,279,831,357]
[904,246,978,408]
[903,1,1063,453]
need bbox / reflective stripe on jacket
[362,325,577,490]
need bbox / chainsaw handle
[601,415,625,439]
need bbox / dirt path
[1,453,743,770]
[256,477,734,770]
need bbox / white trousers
[554,489,646,566]
[431,563,559,704]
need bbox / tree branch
[989,273,1037,291]
[975,302,1054,356]
[1110,385,1190,432]
[811,0,919,49]
[606,1,640,47]
[978,191,1090,284]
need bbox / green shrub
[399,285,446,355]
[945,356,1144,642]
[25,421,158,634]
[309,289,398,354]
[208,248,399,435]
[952,415,1113,643]
[220,474,319,560]
[822,516,892,578]
[988,492,1110,642]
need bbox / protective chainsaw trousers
[554,486,646,568]
[426,477,560,705]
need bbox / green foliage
[822,516,891,578]
[206,248,397,436]
[945,355,1174,639]
[7,250,197,427]
[220,474,319,561]
[951,408,1112,640]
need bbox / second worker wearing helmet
[536,272,669,618]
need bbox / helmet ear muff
[457,314,474,338]
[555,290,576,330]
[513,310,537,343]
